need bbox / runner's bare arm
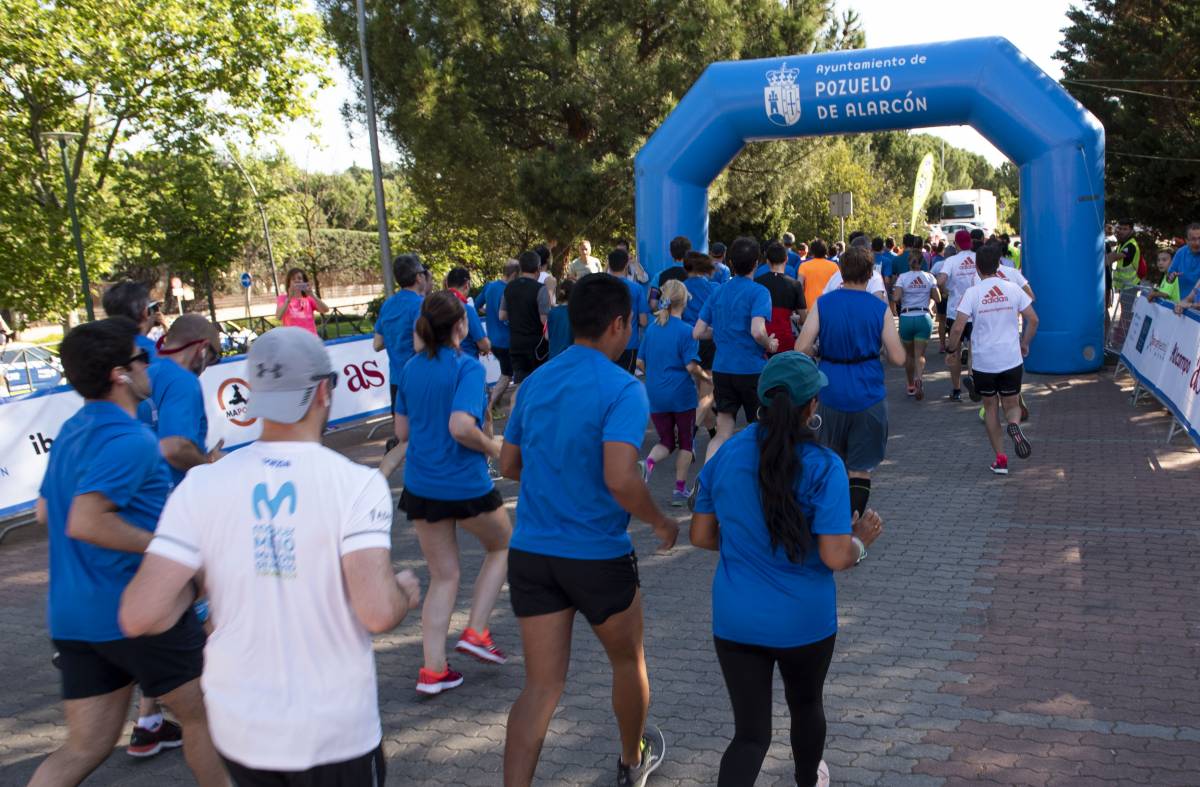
[1019,305,1039,356]
[692,318,713,341]
[373,332,385,352]
[342,548,420,634]
[449,411,502,460]
[499,442,522,481]
[67,492,154,554]
[818,509,883,571]
[750,316,778,353]
[689,512,719,551]
[686,361,711,386]
[946,313,970,353]
[795,303,819,355]
[119,554,200,637]
[881,314,906,366]
[604,442,678,552]
[35,497,47,526]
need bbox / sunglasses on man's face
[126,349,151,367]
[311,371,338,390]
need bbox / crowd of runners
[31,225,1045,787]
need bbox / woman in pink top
[275,268,329,335]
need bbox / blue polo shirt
[694,426,850,648]
[135,333,158,361]
[480,280,510,349]
[1169,246,1200,302]
[683,276,718,326]
[504,345,649,559]
[374,289,423,383]
[394,347,492,501]
[460,299,487,358]
[39,401,171,641]
[619,276,649,350]
[137,358,207,487]
[697,276,772,375]
[640,316,700,413]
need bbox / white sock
[137,713,163,731]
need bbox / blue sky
[274,0,1075,171]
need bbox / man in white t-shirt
[947,245,1039,476]
[936,230,981,400]
[821,267,887,301]
[119,327,421,784]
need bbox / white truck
[940,189,997,235]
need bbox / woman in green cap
[690,351,884,787]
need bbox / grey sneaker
[617,724,666,787]
[670,489,689,507]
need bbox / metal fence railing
[1105,285,1152,358]
[216,301,376,356]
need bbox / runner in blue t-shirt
[711,241,732,284]
[1167,226,1200,306]
[500,274,676,787]
[32,317,217,784]
[137,314,224,488]
[608,249,648,372]
[546,280,574,358]
[639,280,710,506]
[690,351,884,787]
[479,260,519,416]
[374,254,429,474]
[446,267,491,359]
[693,237,778,464]
[395,291,511,695]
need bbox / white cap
[245,327,334,424]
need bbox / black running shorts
[53,608,205,700]
[222,743,386,787]
[712,372,761,422]
[508,548,639,626]
[973,365,1023,398]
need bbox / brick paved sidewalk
[1,350,1196,786]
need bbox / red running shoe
[456,628,507,664]
[416,665,464,695]
[990,455,1009,475]
[127,720,183,758]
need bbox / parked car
[2,344,64,396]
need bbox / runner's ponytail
[656,279,688,326]
[756,388,816,563]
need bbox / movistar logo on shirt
[252,481,297,578]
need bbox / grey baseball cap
[245,327,335,424]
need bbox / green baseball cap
[756,351,827,405]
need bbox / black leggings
[714,634,836,787]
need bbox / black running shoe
[1007,422,1032,459]
[948,389,963,402]
[963,375,981,402]
[127,720,183,758]
[617,724,666,787]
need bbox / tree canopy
[1056,0,1200,234]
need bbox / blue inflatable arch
[635,37,1105,374]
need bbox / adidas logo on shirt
[981,285,1008,305]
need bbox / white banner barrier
[0,335,397,518]
[1119,296,1200,444]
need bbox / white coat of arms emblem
[764,62,801,127]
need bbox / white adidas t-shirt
[147,441,394,770]
[956,278,1033,373]
[822,269,887,297]
[937,250,980,318]
[994,264,1029,290]
[894,270,939,312]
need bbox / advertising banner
[0,335,393,517]
[1119,296,1200,444]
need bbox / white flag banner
[0,335,399,517]
[1119,295,1200,444]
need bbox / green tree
[1056,0,1200,234]
[108,145,254,319]
[0,0,330,321]
[321,0,858,263]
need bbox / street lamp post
[226,143,281,295]
[41,132,93,321]
[355,0,394,294]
